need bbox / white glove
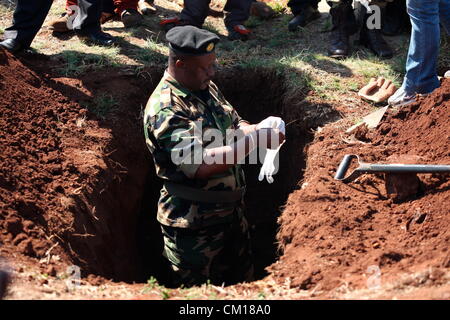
[256,116,285,135]
[258,141,285,184]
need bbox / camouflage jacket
[144,71,248,228]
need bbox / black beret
[166,26,220,56]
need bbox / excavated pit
[0,50,340,286]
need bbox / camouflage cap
[166,25,220,56]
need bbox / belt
[164,181,245,204]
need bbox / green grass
[87,93,118,120]
[268,1,287,15]
[135,36,168,64]
[58,45,121,76]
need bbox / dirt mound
[0,48,159,282]
[272,79,450,292]
[0,48,88,262]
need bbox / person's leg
[439,0,450,35]
[327,0,357,58]
[73,0,102,32]
[288,0,320,15]
[222,0,253,40]
[3,0,53,49]
[113,0,142,27]
[160,223,226,287]
[358,0,393,58]
[180,0,211,27]
[223,0,253,30]
[217,214,254,284]
[403,0,441,95]
[287,0,321,31]
[74,0,115,45]
[49,0,78,33]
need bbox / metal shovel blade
[346,106,389,133]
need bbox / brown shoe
[121,9,144,28]
[48,15,71,33]
[138,0,157,15]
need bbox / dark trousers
[4,0,102,48]
[180,0,253,31]
[288,0,357,15]
[287,0,320,15]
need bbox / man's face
[181,53,217,91]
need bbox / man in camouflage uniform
[143,26,284,287]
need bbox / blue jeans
[403,0,450,95]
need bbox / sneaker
[228,25,251,41]
[121,9,143,28]
[387,86,416,107]
[445,70,450,78]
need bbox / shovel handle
[334,154,359,181]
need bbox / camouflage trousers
[160,213,254,287]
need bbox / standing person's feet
[121,9,143,28]
[0,39,23,53]
[228,25,251,41]
[328,3,357,59]
[360,25,393,59]
[388,86,416,107]
[138,0,157,15]
[75,29,115,46]
[288,5,321,32]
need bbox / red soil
[271,79,450,292]
[1,46,448,296]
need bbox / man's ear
[175,59,185,69]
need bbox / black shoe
[75,29,115,46]
[0,39,23,53]
[360,25,393,59]
[328,29,349,58]
[288,6,321,32]
[327,3,356,59]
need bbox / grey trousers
[180,0,253,31]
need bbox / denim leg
[403,0,440,95]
